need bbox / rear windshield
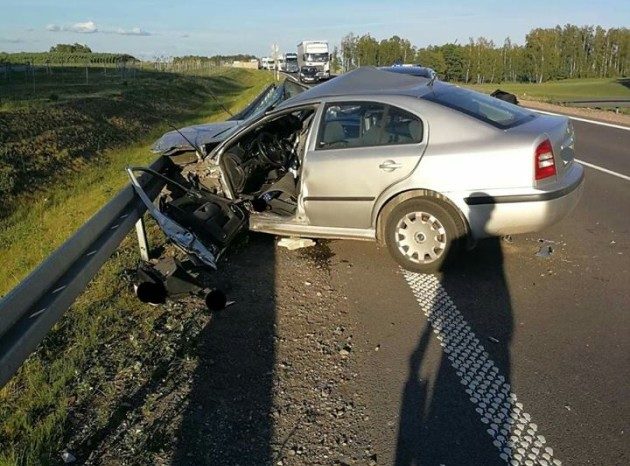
[423,86,535,129]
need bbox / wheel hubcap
[394,211,447,264]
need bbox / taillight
[535,139,556,180]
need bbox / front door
[300,101,426,229]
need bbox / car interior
[217,108,317,216]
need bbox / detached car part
[135,258,227,311]
[126,167,247,269]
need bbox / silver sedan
[147,67,584,273]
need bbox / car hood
[151,120,242,155]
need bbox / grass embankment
[0,67,273,465]
[465,77,630,104]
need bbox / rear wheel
[384,198,464,273]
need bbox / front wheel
[384,198,464,273]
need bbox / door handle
[379,160,402,172]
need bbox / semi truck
[260,57,275,70]
[283,52,299,73]
[297,41,330,82]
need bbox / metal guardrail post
[135,217,150,262]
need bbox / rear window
[423,86,535,129]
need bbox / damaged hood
[152,120,241,156]
[152,79,307,156]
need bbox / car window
[382,107,423,145]
[317,102,422,150]
[423,86,535,129]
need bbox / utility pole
[272,43,280,81]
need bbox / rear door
[300,101,426,229]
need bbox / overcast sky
[1,0,628,59]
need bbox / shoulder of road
[521,99,630,129]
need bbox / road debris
[278,237,316,251]
[61,450,76,463]
[536,241,555,258]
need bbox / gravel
[60,235,375,465]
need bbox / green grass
[0,67,272,465]
[464,77,630,103]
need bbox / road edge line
[527,108,630,131]
[576,159,630,182]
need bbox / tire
[384,197,465,273]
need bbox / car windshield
[304,53,328,62]
[423,86,535,129]
[219,80,304,138]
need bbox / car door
[300,101,426,229]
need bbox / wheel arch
[375,189,470,245]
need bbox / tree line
[172,54,258,66]
[337,24,629,83]
[0,44,138,65]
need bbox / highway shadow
[171,233,277,465]
[395,199,514,465]
[617,77,630,89]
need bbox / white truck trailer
[297,41,330,81]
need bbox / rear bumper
[463,163,585,238]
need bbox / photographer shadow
[395,195,514,465]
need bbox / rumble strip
[403,272,561,466]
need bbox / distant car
[299,66,319,84]
[143,67,584,273]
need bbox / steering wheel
[256,132,289,167]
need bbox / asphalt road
[273,81,629,463]
[322,116,629,465]
[242,81,629,464]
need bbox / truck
[283,52,299,73]
[260,57,275,70]
[297,41,330,82]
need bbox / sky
[1,0,628,59]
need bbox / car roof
[276,66,448,108]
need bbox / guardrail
[0,157,168,388]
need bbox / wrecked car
[133,67,584,273]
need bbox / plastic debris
[277,237,316,251]
[61,451,76,464]
[536,241,555,258]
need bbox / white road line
[576,159,630,182]
[403,271,561,466]
[528,108,630,131]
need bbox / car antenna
[207,86,234,117]
[167,121,205,161]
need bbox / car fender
[373,183,470,245]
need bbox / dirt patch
[54,236,375,465]
[521,99,630,127]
